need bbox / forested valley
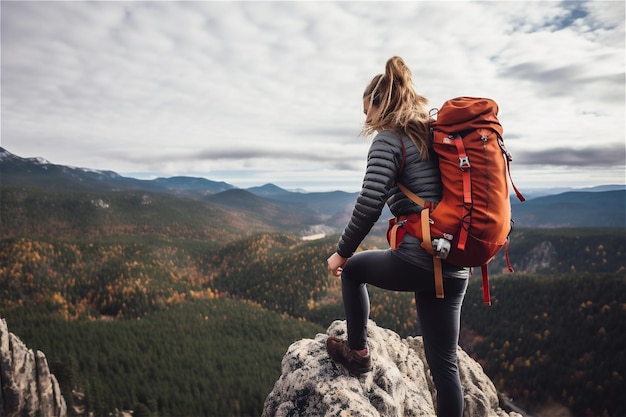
[1,185,624,417]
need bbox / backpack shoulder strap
[395,132,436,209]
[398,183,429,208]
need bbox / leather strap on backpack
[420,208,444,299]
[396,133,436,210]
[389,221,402,250]
[397,183,435,210]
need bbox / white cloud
[1,0,624,192]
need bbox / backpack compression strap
[481,265,491,306]
[498,135,526,203]
[453,135,472,251]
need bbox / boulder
[262,320,522,417]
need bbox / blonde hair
[362,56,431,158]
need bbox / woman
[326,56,469,417]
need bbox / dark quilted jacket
[336,130,441,258]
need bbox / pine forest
[1,185,624,417]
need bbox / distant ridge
[0,146,235,195]
[519,184,625,200]
[512,189,625,227]
[1,146,624,228]
[153,176,234,194]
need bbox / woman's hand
[327,252,348,277]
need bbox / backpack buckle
[498,136,513,162]
[432,238,451,260]
[459,156,470,170]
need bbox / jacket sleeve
[336,131,402,258]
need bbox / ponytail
[362,56,431,159]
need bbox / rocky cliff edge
[263,320,522,417]
[0,318,67,417]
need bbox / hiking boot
[326,336,372,374]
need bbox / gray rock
[522,241,557,272]
[262,320,522,417]
[0,318,67,417]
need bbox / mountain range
[1,146,624,230]
[1,145,624,417]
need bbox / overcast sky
[2,1,624,192]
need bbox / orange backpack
[388,97,525,305]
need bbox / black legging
[341,249,468,417]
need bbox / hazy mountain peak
[0,147,51,165]
[246,183,290,196]
[0,147,14,160]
